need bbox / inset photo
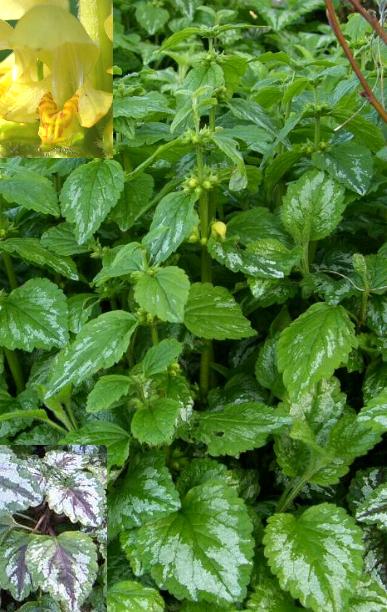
[0,444,106,611]
[0,0,112,158]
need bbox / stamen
[38,92,79,144]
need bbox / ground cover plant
[0,0,386,609]
[0,445,106,611]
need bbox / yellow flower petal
[0,0,69,21]
[38,91,79,144]
[0,78,48,122]
[77,81,112,128]
[12,5,98,106]
[104,14,113,42]
[0,19,13,50]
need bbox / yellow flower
[0,3,112,146]
[0,0,69,21]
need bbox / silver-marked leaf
[93,242,147,286]
[60,160,125,244]
[193,402,291,457]
[312,143,373,195]
[0,238,78,280]
[0,447,44,514]
[356,483,387,530]
[45,311,138,398]
[358,389,387,433]
[184,283,255,340]
[26,532,98,612]
[281,170,346,244]
[142,191,199,265]
[108,580,165,611]
[277,303,357,399]
[0,278,68,352]
[43,451,89,474]
[134,266,190,323]
[109,451,180,537]
[43,454,106,527]
[134,479,254,604]
[41,222,93,256]
[263,503,364,612]
[61,423,131,470]
[0,531,33,600]
[350,575,387,611]
[0,167,59,216]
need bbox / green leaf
[0,531,33,601]
[67,294,99,334]
[86,375,132,413]
[193,402,290,457]
[142,191,198,265]
[274,378,382,485]
[0,278,68,352]
[111,174,154,231]
[227,98,277,138]
[356,483,387,530]
[277,303,357,399]
[109,451,180,536]
[0,447,44,514]
[45,311,138,398]
[62,422,130,470]
[131,398,181,446]
[263,503,364,612]
[281,170,346,244]
[41,223,92,256]
[350,575,387,611]
[26,532,98,612]
[134,266,190,323]
[60,160,125,244]
[358,389,387,433]
[0,168,59,216]
[142,338,183,377]
[0,238,78,280]
[246,555,298,611]
[108,580,165,611]
[227,208,290,246]
[184,283,255,340]
[114,92,172,119]
[134,479,254,604]
[93,242,147,286]
[312,143,373,195]
[208,237,300,279]
[160,26,203,50]
[211,132,247,191]
[135,1,169,35]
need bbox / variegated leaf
[43,451,106,527]
[26,532,98,612]
[0,447,44,514]
[0,531,33,600]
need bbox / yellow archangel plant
[0,0,112,152]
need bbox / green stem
[150,322,159,345]
[128,140,179,179]
[0,409,67,433]
[276,472,314,513]
[2,252,17,290]
[4,348,24,395]
[64,399,78,430]
[360,289,370,326]
[314,113,320,150]
[302,241,310,274]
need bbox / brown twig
[347,0,387,45]
[325,0,387,122]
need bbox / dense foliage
[0,0,386,609]
[0,445,106,610]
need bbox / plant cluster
[0,445,106,611]
[0,0,386,610]
[0,0,112,158]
